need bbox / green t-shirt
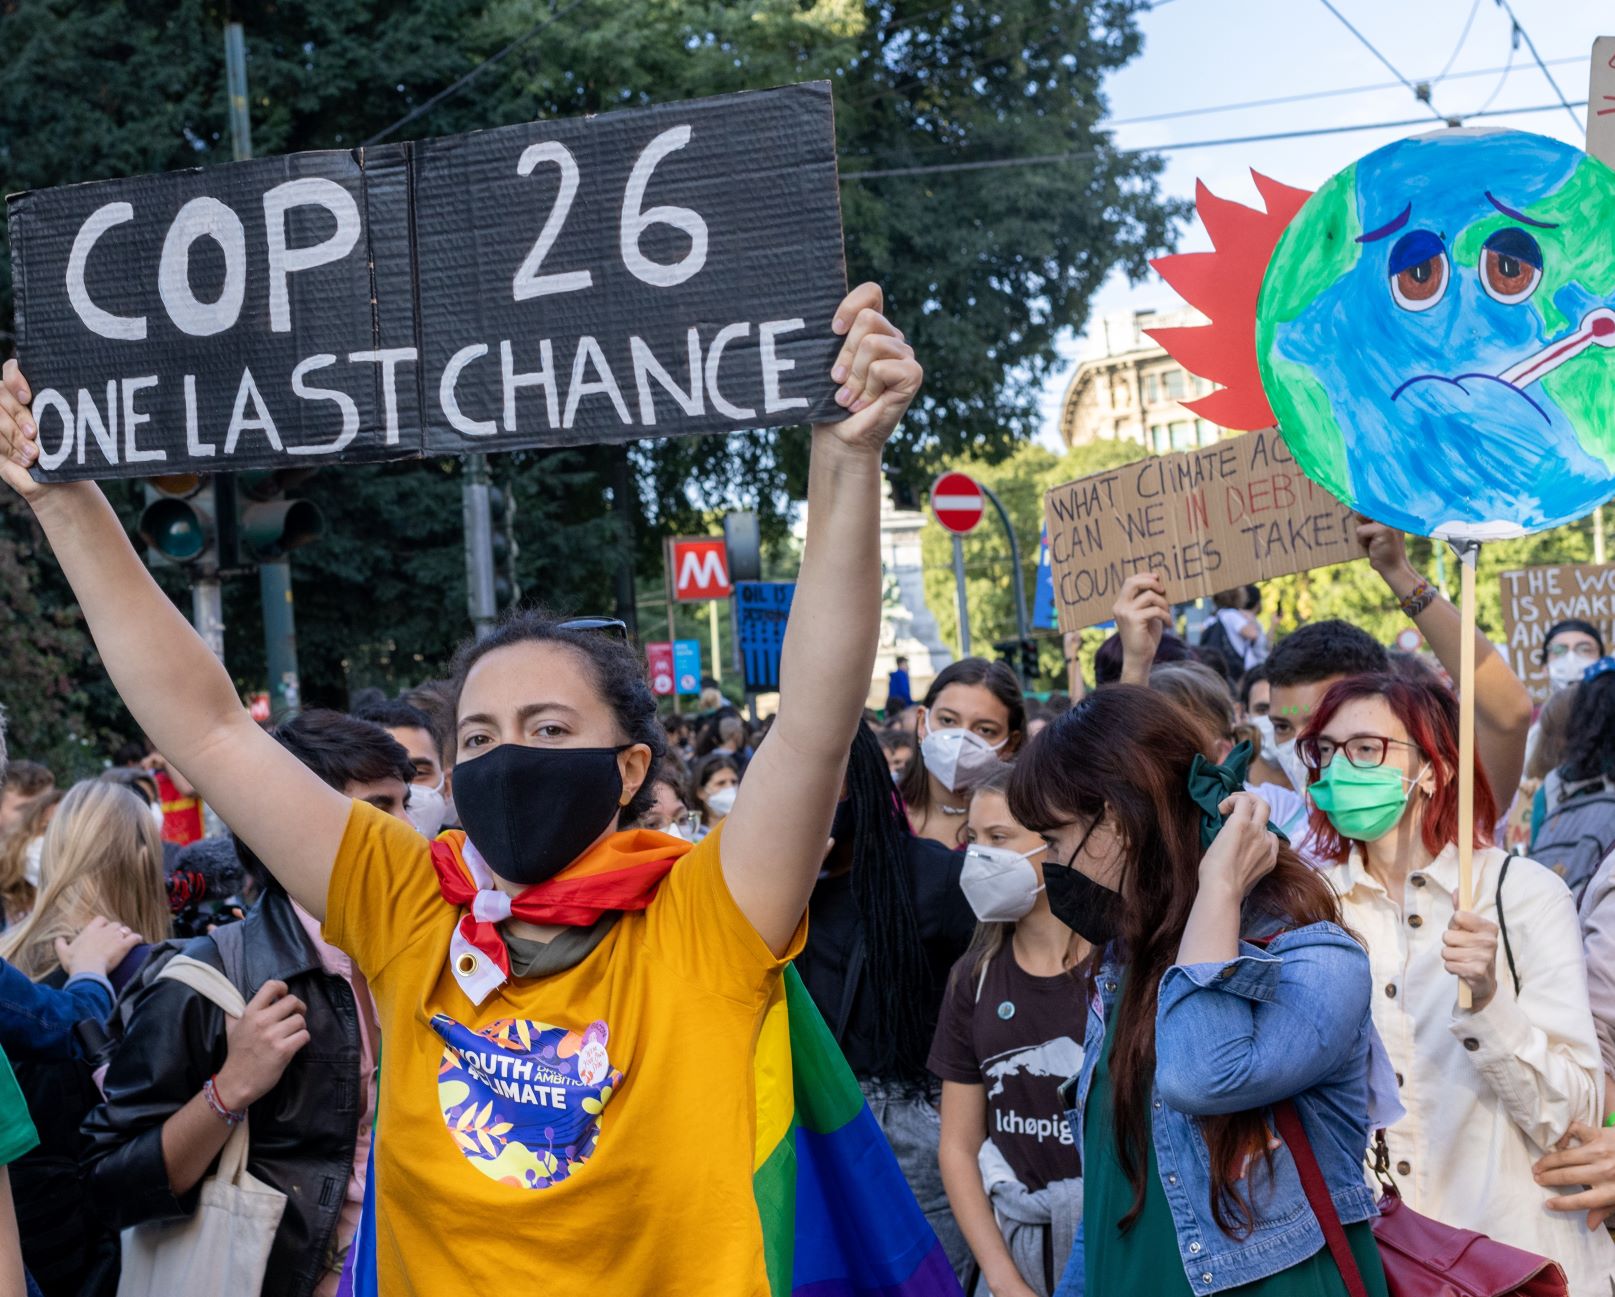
[0,1044,38,1166]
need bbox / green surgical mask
[1309,757,1422,842]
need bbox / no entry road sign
[931,472,983,535]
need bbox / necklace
[939,802,968,816]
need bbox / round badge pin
[997,1001,1016,1020]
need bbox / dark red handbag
[1273,1100,1569,1297]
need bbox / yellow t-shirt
[325,801,803,1294]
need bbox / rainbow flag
[754,966,963,1295]
[340,966,961,1295]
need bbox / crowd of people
[5,293,1615,1297]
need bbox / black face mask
[452,742,629,886]
[1044,821,1125,946]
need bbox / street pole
[224,23,251,159]
[952,534,971,657]
[192,580,225,662]
[464,454,498,639]
[663,540,680,716]
[709,599,723,684]
[227,21,302,714]
[185,23,254,666]
[980,483,1030,673]
[610,446,639,637]
[262,563,301,720]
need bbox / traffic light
[235,469,324,562]
[139,474,221,568]
[488,484,521,608]
[994,636,1041,687]
[1019,637,1040,685]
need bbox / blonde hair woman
[0,788,62,928]
[0,780,170,981]
[0,779,171,1294]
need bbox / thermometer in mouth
[1499,307,1615,388]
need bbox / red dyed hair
[1303,674,1498,862]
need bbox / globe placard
[1148,129,1615,543]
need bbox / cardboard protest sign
[1147,131,1615,543]
[7,82,846,482]
[1499,562,1615,701]
[1043,426,1360,632]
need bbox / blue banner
[672,640,702,696]
[1033,527,1058,631]
[735,581,797,693]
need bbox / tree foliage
[0,0,1178,754]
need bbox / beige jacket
[1328,844,1615,1297]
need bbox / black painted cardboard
[7,82,846,482]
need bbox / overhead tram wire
[838,98,1589,182]
[364,0,591,146]
[1104,53,1579,128]
[1315,0,1448,123]
[1491,0,1584,132]
[835,48,1578,165]
[1433,0,1485,85]
[1473,30,1519,117]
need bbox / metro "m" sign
[671,537,732,601]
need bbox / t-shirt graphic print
[432,1014,621,1189]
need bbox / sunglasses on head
[557,616,630,644]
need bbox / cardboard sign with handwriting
[1499,562,1615,702]
[1043,427,1361,631]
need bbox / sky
[1033,0,1612,448]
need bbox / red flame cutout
[1145,172,1314,431]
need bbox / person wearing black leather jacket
[82,710,414,1297]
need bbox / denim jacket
[0,958,113,1062]
[1056,921,1380,1296]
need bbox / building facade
[1057,308,1225,453]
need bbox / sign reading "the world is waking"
[7,82,847,482]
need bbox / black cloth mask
[452,742,629,886]
[1044,821,1125,946]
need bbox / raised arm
[0,361,348,918]
[720,283,922,953]
[1114,571,1171,687]
[1356,520,1532,807]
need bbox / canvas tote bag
[116,954,287,1297]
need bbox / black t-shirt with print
[927,942,1085,1192]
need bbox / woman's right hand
[1200,792,1280,898]
[0,360,51,504]
[1113,571,1172,681]
[53,916,142,978]
[215,979,309,1111]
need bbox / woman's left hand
[1443,908,1500,1011]
[817,282,923,455]
[1200,792,1280,898]
[1533,1122,1615,1230]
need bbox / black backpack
[1530,771,1615,903]
[1198,616,1244,680]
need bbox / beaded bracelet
[1398,577,1437,619]
[203,1074,246,1127]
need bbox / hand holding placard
[1113,571,1173,686]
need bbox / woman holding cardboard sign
[0,282,923,1294]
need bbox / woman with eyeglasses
[1013,686,1390,1297]
[1302,673,1615,1295]
[0,282,922,1294]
